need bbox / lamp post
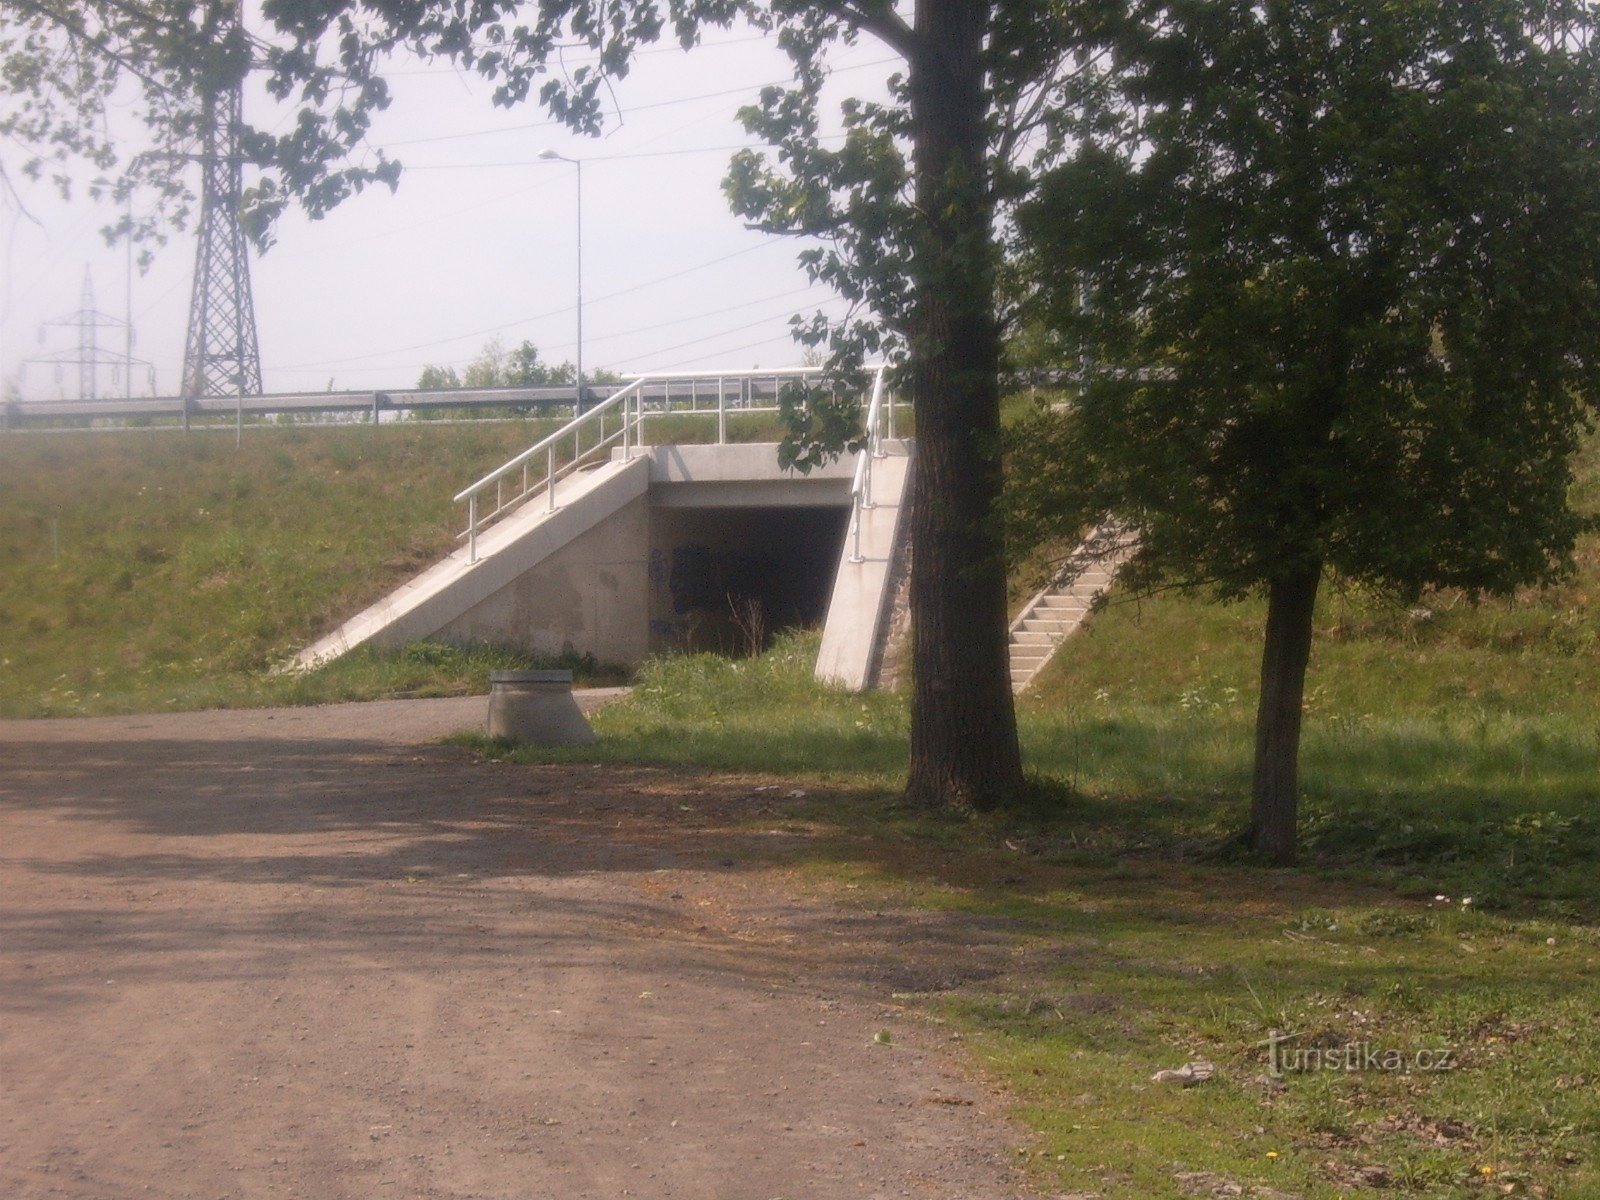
[538,149,583,414]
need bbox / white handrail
[452,379,643,505]
[620,367,828,382]
[455,365,889,563]
[846,367,889,564]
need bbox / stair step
[1021,616,1075,634]
[1037,597,1089,612]
[1010,650,1050,664]
[1012,631,1060,646]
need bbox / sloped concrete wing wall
[435,494,652,664]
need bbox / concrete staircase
[1008,527,1134,693]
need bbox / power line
[275,237,790,370]
[620,297,846,369]
[182,1,262,408]
[378,29,778,77]
[580,282,823,348]
[268,173,566,261]
[23,266,151,400]
[379,57,896,149]
[399,134,848,171]
[267,282,828,382]
[647,328,812,373]
[496,288,835,362]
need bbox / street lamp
[538,148,583,414]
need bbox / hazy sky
[0,23,899,401]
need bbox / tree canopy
[1008,0,1600,861]
[418,339,577,390]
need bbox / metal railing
[453,365,893,562]
[847,367,891,563]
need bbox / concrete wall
[435,493,651,664]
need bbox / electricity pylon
[26,267,152,401]
[179,0,262,416]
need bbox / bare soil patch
[0,698,1030,1199]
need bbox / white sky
[0,24,900,400]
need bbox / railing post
[469,495,478,563]
[849,504,864,564]
[547,446,556,512]
[717,376,727,444]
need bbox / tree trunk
[1249,566,1322,864]
[902,0,1025,811]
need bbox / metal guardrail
[453,365,892,562]
[0,384,624,430]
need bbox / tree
[504,339,572,388]
[1007,0,1600,861]
[725,1,1091,807]
[416,364,460,390]
[417,339,586,390]
[1,0,1086,811]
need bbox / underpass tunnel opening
[649,505,850,656]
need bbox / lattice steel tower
[180,0,261,401]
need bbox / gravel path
[0,698,1030,1200]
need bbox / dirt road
[0,698,1029,1199]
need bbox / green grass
[478,607,1600,915]
[775,849,1600,1199]
[470,498,1600,1195]
[0,420,604,716]
[462,631,910,781]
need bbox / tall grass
[517,631,910,782]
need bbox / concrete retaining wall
[436,494,653,663]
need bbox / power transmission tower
[25,266,154,401]
[180,0,262,417]
[1539,1,1595,49]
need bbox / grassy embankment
[0,419,641,716]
